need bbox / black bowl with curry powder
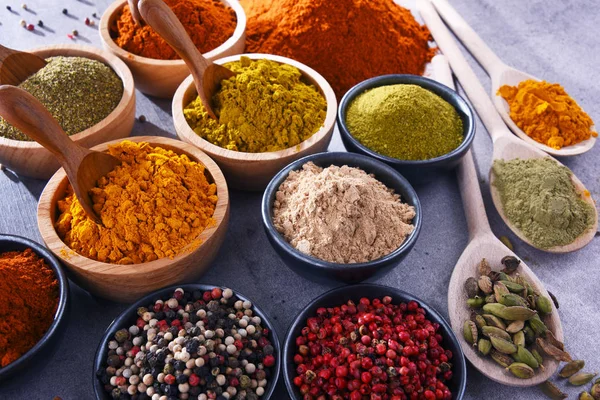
[338,74,475,184]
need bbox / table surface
[0,0,598,399]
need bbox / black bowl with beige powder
[261,152,422,284]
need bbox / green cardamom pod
[590,383,600,399]
[514,346,539,369]
[537,295,553,314]
[506,320,525,334]
[482,326,512,341]
[494,281,510,303]
[537,338,572,362]
[528,294,537,310]
[580,392,594,400]
[498,272,511,282]
[498,306,537,321]
[477,258,491,276]
[478,338,492,356]
[491,336,517,354]
[478,275,493,294]
[465,277,479,298]
[531,349,543,366]
[491,349,513,368]
[569,372,598,386]
[529,314,548,336]
[485,294,497,304]
[539,380,567,399]
[500,255,520,273]
[463,320,477,345]
[483,314,507,329]
[483,303,507,317]
[513,331,525,347]
[474,314,487,330]
[507,362,534,379]
[559,360,585,378]
[525,281,535,296]
[467,296,485,308]
[499,293,530,308]
[523,326,536,345]
[500,280,525,293]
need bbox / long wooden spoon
[138,0,236,120]
[431,55,562,387]
[0,86,120,223]
[0,44,47,85]
[429,0,596,157]
[418,0,598,253]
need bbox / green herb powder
[0,56,123,141]
[345,84,463,160]
[492,157,596,249]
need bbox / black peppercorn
[176,374,188,384]
[62,8,68,14]
[174,360,185,371]
[107,354,122,368]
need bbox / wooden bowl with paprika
[0,44,135,180]
[37,136,230,303]
[99,0,247,98]
[172,53,338,191]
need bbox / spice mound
[0,56,123,141]
[96,287,277,399]
[241,0,435,98]
[292,297,455,399]
[498,80,597,150]
[184,56,327,153]
[55,141,218,264]
[346,84,464,160]
[492,157,596,249]
[0,249,59,367]
[112,0,237,60]
[273,162,415,264]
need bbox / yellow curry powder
[183,56,327,153]
[498,80,597,149]
[55,141,218,265]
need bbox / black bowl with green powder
[338,74,475,184]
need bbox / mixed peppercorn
[97,287,277,400]
[292,297,454,400]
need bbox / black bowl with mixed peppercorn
[282,284,467,400]
[93,284,281,400]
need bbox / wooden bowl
[172,53,338,191]
[99,0,246,98]
[37,136,230,303]
[0,44,135,180]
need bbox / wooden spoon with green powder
[418,0,598,253]
[431,55,563,387]
[138,0,236,120]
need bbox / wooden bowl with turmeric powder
[36,136,230,303]
[172,53,338,191]
[99,0,246,98]
[0,44,136,180]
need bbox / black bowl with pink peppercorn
[283,284,466,400]
[93,284,281,400]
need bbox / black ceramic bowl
[337,74,475,184]
[283,284,467,399]
[0,234,69,381]
[93,284,281,400]
[262,152,421,284]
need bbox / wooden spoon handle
[430,0,506,76]
[0,85,88,167]
[418,0,508,142]
[431,56,492,240]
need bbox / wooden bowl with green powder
[0,44,135,179]
[338,74,475,184]
[172,54,338,191]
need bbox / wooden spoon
[0,86,120,223]
[128,0,144,27]
[418,0,598,253]
[429,0,596,157]
[431,55,563,387]
[0,44,47,85]
[138,0,236,120]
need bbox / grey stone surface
[0,0,598,398]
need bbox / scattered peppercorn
[19,19,26,27]
[92,12,98,18]
[84,17,90,25]
[138,114,146,123]
[62,8,67,15]
[21,3,27,10]
[37,20,43,27]
[66,34,74,40]
[26,23,34,31]
[72,29,78,36]
[6,5,12,11]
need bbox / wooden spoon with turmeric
[138,0,235,120]
[0,86,120,223]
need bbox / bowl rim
[0,234,69,380]
[172,53,338,162]
[0,43,135,150]
[92,283,281,400]
[261,151,422,270]
[337,74,475,166]
[99,0,247,66]
[36,136,229,276]
[281,283,467,400]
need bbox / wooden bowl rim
[37,136,229,276]
[172,53,338,161]
[0,43,135,150]
[99,0,247,66]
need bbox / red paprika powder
[0,248,59,367]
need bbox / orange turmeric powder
[55,141,218,265]
[112,0,237,60]
[498,80,597,149]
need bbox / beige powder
[273,162,416,264]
